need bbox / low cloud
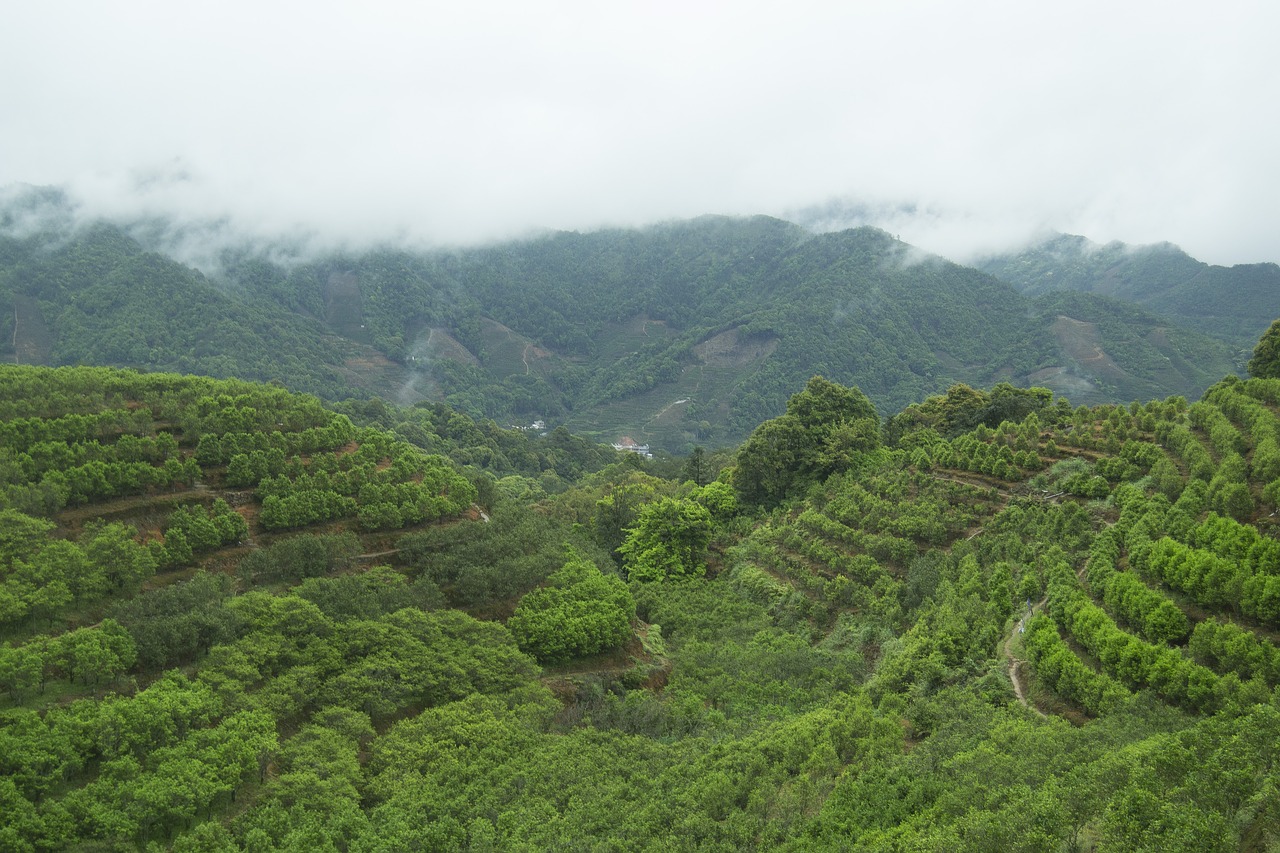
[2,2,1277,267]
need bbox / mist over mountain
[0,187,1248,451]
[5,6,1280,846]
[977,233,1280,348]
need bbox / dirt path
[1003,595,1049,717]
[929,469,1019,500]
[11,296,53,365]
[644,397,689,429]
[640,366,704,437]
[355,549,401,561]
[56,483,217,529]
[498,328,534,376]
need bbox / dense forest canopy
[0,188,1248,451]
[977,231,1280,344]
[3,344,1280,850]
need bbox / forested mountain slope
[3,357,1280,850]
[0,218,416,403]
[1028,290,1238,404]
[977,231,1280,347]
[217,218,1240,447]
[0,189,1245,450]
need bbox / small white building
[612,436,653,458]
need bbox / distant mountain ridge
[975,232,1280,347]
[0,188,1249,450]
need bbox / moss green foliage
[692,479,737,521]
[887,380,1057,440]
[104,572,240,671]
[399,499,594,608]
[237,533,361,584]
[733,375,882,507]
[5,343,1280,851]
[508,557,635,662]
[1247,318,1280,378]
[618,496,713,582]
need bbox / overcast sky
[2,1,1277,265]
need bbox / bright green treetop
[618,497,713,583]
[1247,319,1280,378]
[507,556,635,662]
[733,376,881,507]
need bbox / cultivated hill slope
[1029,290,1238,403]
[4,360,1280,850]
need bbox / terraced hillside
[4,363,1280,850]
[700,377,1280,848]
[1013,378,1280,722]
[0,367,587,849]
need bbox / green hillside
[256,220,1237,446]
[978,231,1280,347]
[3,359,1280,850]
[0,190,1250,452]
[0,221,431,403]
[1030,290,1239,403]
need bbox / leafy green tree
[682,446,710,487]
[593,479,660,561]
[108,571,240,669]
[734,376,881,506]
[786,375,878,428]
[237,533,361,583]
[55,621,136,686]
[1149,455,1184,501]
[0,510,54,566]
[0,585,29,628]
[1247,319,1280,378]
[18,562,71,627]
[984,382,1053,426]
[618,497,712,583]
[159,527,194,569]
[508,557,635,662]
[693,481,737,522]
[731,413,812,506]
[83,522,156,593]
[0,643,43,700]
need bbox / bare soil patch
[693,327,779,367]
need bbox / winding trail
[640,366,705,437]
[502,328,533,376]
[1003,595,1049,717]
[355,548,402,561]
[644,397,689,428]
